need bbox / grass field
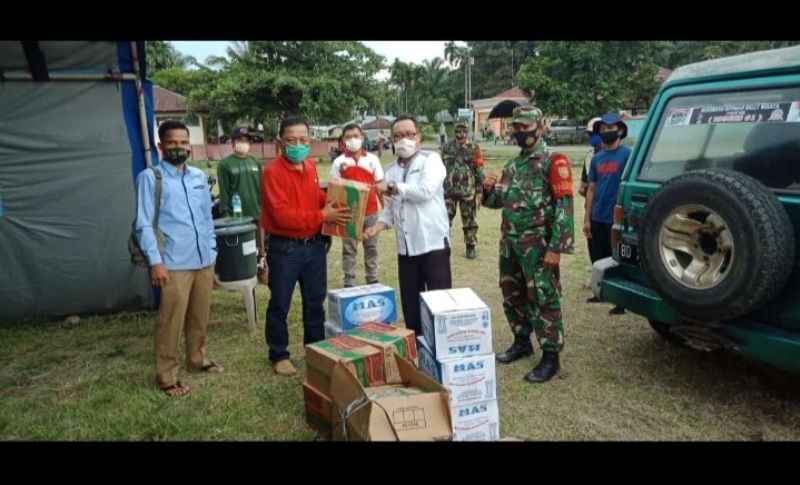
[2,149,800,441]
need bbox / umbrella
[487,100,523,120]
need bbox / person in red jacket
[260,116,351,377]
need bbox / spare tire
[638,169,795,321]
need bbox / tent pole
[1,72,138,81]
[130,41,153,168]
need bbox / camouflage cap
[455,118,469,128]
[512,106,543,124]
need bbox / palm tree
[146,41,195,73]
[418,58,448,121]
[444,41,468,69]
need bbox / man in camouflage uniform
[441,118,485,259]
[482,106,575,383]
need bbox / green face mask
[284,144,310,163]
[163,147,189,165]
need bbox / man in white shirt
[361,116,453,334]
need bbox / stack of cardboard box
[417,288,500,441]
[324,284,398,338]
[303,321,433,438]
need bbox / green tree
[466,41,539,99]
[145,41,196,74]
[517,41,660,123]
[186,41,386,129]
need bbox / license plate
[618,241,640,265]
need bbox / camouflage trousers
[445,194,478,245]
[499,234,565,352]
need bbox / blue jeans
[265,235,327,363]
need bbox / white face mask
[394,138,417,159]
[345,138,363,152]
[234,142,250,155]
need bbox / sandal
[161,381,189,397]
[200,362,224,373]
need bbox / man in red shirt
[261,116,351,377]
[330,123,387,287]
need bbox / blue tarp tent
[0,41,159,321]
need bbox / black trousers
[589,221,614,264]
[397,245,452,335]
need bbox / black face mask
[599,131,620,145]
[514,130,539,149]
[163,147,189,165]
[455,131,466,140]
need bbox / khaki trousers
[154,264,215,387]
[342,213,379,287]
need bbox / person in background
[217,126,266,283]
[579,117,603,278]
[584,112,632,315]
[330,123,387,288]
[440,118,485,259]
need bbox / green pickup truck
[591,45,800,372]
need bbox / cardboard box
[345,321,419,385]
[417,336,497,407]
[321,178,371,239]
[328,284,397,330]
[302,381,333,434]
[330,354,453,441]
[451,399,501,442]
[420,288,493,359]
[305,335,385,396]
[324,320,343,339]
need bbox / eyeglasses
[392,131,418,141]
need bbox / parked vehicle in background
[547,119,583,144]
[591,45,800,372]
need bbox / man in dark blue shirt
[583,112,631,314]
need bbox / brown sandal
[161,381,189,397]
[200,362,224,373]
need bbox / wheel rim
[658,204,734,290]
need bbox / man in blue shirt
[136,120,223,397]
[584,112,631,314]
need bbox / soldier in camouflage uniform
[482,106,575,383]
[441,119,485,259]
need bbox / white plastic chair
[213,274,258,335]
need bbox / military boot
[466,244,476,259]
[496,334,533,364]
[523,351,560,383]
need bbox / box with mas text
[328,284,397,330]
[420,288,493,360]
[416,335,497,407]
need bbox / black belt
[270,233,327,245]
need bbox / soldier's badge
[558,166,569,179]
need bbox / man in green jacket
[218,126,266,283]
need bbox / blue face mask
[284,144,310,163]
[588,133,602,148]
